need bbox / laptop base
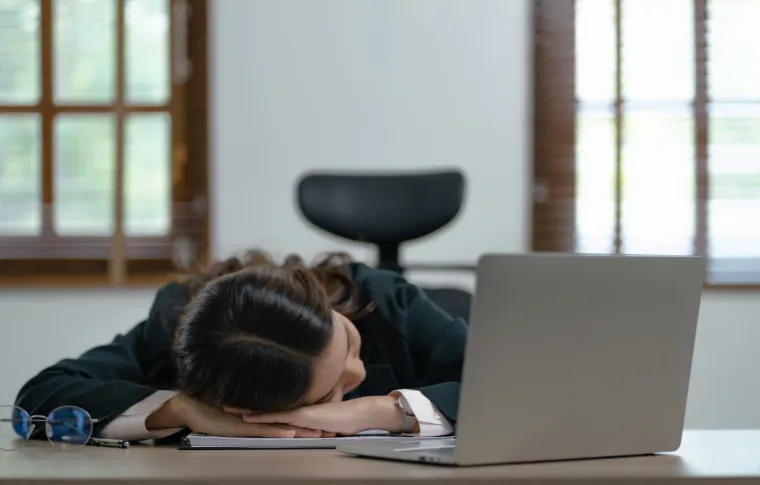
[340,439,458,466]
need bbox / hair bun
[283,254,306,268]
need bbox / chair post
[377,244,402,274]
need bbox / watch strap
[394,394,418,433]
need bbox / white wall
[685,292,760,428]
[0,289,155,405]
[211,0,529,263]
[0,0,759,430]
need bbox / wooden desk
[1,430,759,485]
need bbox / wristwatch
[394,394,418,433]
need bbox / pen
[87,438,130,449]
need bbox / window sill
[0,273,181,289]
[704,283,760,291]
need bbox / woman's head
[174,251,370,413]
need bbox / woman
[15,251,466,441]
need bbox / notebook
[179,430,447,450]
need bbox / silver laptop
[338,253,704,466]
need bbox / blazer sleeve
[362,267,467,424]
[14,283,185,433]
[401,283,467,423]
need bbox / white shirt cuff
[97,390,183,441]
[396,389,454,437]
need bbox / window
[532,0,760,287]
[0,0,208,284]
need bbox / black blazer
[15,263,467,434]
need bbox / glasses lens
[46,406,93,450]
[0,405,31,451]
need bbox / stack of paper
[180,430,446,450]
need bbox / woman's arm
[17,282,337,442]
[364,278,464,435]
[392,389,454,436]
[385,274,467,423]
[16,321,165,432]
[14,284,185,433]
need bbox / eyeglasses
[0,405,100,451]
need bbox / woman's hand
[147,394,330,438]
[224,395,406,436]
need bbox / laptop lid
[454,253,704,466]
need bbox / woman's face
[304,311,366,405]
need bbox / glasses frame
[0,405,101,451]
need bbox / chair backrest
[296,169,471,321]
[297,169,465,250]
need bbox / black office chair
[296,170,473,321]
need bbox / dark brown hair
[173,250,372,411]
[182,250,373,320]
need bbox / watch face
[396,396,414,417]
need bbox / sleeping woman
[15,250,466,440]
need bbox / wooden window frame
[532,0,760,290]
[0,0,209,286]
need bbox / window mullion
[693,0,710,272]
[613,0,623,254]
[171,0,192,268]
[109,0,127,284]
[40,0,54,238]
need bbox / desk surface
[1,430,759,485]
